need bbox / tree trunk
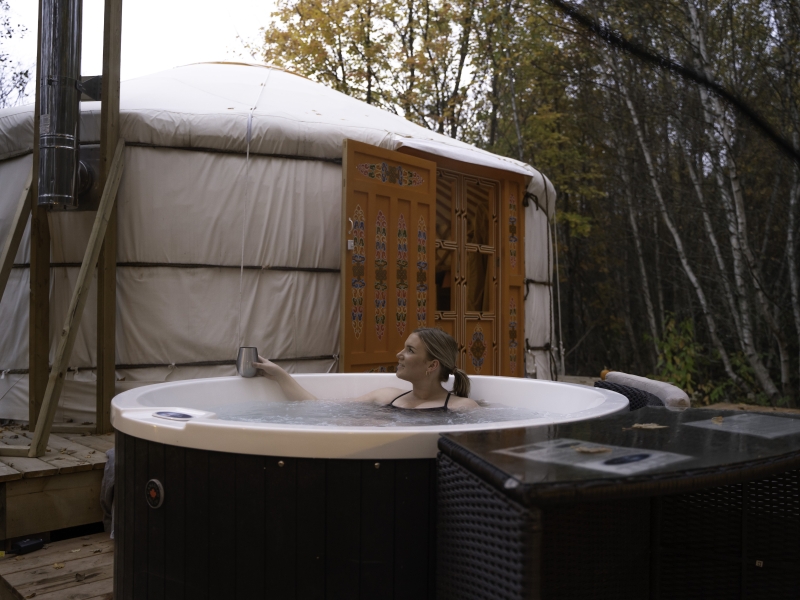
[613,58,748,394]
[619,156,660,366]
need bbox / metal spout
[38,0,82,209]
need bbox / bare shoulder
[353,387,408,405]
[448,396,479,410]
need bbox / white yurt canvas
[0,62,556,423]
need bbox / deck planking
[0,427,113,563]
[0,532,113,600]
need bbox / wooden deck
[0,532,113,599]
[0,426,113,548]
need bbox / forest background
[2,0,799,407]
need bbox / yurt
[0,62,556,424]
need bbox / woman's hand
[253,356,316,400]
[253,355,288,381]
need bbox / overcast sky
[3,0,276,100]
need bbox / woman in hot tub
[253,328,478,410]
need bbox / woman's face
[396,333,435,382]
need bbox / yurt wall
[0,145,342,423]
[0,63,556,424]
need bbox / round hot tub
[111,375,626,599]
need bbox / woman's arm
[252,356,317,400]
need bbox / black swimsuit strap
[389,390,412,406]
[390,390,452,410]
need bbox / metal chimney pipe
[38,0,82,208]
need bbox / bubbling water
[212,398,550,427]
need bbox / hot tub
[111,375,626,599]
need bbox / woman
[253,328,478,410]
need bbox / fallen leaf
[712,416,724,424]
[574,445,611,454]
[24,593,36,599]
[75,573,85,582]
[14,556,24,561]
[92,549,102,554]
[70,549,81,553]
[632,423,668,430]
[82,543,90,547]
[53,563,65,569]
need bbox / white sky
[3,0,276,100]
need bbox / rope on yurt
[551,187,564,379]
[0,144,344,165]
[1,355,339,375]
[124,142,343,164]
[11,262,340,272]
[237,69,274,349]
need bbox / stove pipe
[38,0,82,208]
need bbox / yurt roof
[0,62,555,215]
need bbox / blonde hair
[413,328,471,398]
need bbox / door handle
[347,218,354,235]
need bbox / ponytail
[414,327,472,398]
[451,367,470,398]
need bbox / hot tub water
[213,398,551,427]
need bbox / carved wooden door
[341,140,437,373]
[433,167,526,377]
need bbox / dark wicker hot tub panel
[437,429,800,600]
[437,453,539,599]
[436,454,651,599]
[114,432,436,600]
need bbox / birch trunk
[619,160,660,364]
[682,150,743,337]
[613,62,748,393]
[685,1,783,401]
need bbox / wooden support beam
[0,169,31,302]
[28,140,126,458]
[96,0,123,435]
[29,0,50,431]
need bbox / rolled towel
[601,371,690,410]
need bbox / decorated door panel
[433,169,501,374]
[341,140,437,373]
[463,317,497,376]
[500,180,526,376]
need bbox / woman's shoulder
[448,395,479,410]
[370,387,410,405]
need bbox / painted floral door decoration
[469,325,487,372]
[509,297,518,375]
[509,194,518,269]
[374,211,388,339]
[357,162,424,186]
[396,214,408,336]
[416,216,428,323]
[351,205,366,338]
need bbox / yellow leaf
[53,563,65,569]
[632,423,668,430]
